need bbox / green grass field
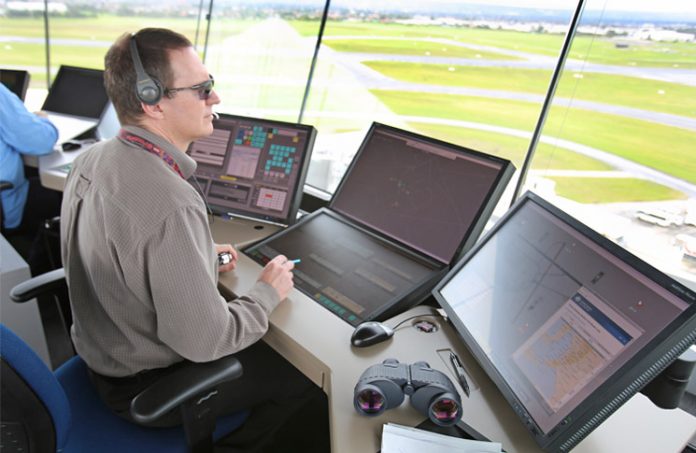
[548,177,687,203]
[321,38,521,60]
[363,62,696,119]
[403,122,612,171]
[2,16,694,203]
[290,20,696,69]
[372,90,696,185]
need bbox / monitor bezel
[191,112,317,226]
[432,191,696,451]
[0,69,30,101]
[329,122,515,266]
[41,65,107,119]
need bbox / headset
[129,34,163,105]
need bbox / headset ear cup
[130,34,163,105]
[135,76,162,105]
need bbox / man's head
[104,28,220,149]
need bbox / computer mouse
[351,321,394,348]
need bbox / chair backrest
[0,324,72,451]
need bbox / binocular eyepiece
[353,358,462,426]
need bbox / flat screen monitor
[41,65,108,119]
[330,122,515,264]
[0,69,30,101]
[95,101,120,141]
[245,123,515,325]
[187,113,316,225]
[432,192,696,452]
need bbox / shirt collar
[121,125,197,179]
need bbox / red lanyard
[118,129,185,179]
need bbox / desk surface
[212,219,696,453]
[34,154,696,452]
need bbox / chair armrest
[130,355,243,424]
[10,268,67,303]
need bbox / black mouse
[351,321,394,348]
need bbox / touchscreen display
[188,114,316,225]
[434,193,696,450]
[245,210,441,326]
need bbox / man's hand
[215,243,238,272]
[258,255,295,301]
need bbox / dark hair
[104,28,192,126]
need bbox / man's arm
[144,205,283,362]
[0,85,58,155]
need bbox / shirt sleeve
[0,84,58,155]
[142,204,281,362]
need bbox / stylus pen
[450,352,471,398]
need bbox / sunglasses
[165,75,214,100]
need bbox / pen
[450,352,471,398]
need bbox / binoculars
[353,359,462,426]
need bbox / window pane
[300,1,578,194]
[526,0,696,287]
[204,2,325,123]
[1,1,206,109]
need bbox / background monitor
[95,101,120,141]
[330,122,515,265]
[41,65,108,119]
[433,191,696,452]
[188,113,316,225]
[0,69,30,101]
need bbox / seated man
[60,28,328,452]
[0,83,61,272]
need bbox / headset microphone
[212,112,220,120]
[129,34,163,105]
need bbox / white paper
[381,423,502,453]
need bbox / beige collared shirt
[61,125,280,377]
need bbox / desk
[1,234,51,366]
[23,144,92,191]
[212,220,696,453]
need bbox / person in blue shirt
[1,82,62,275]
[0,82,58,230]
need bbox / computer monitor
[432,192,696,452]
[0,69,30,101]
[42,65,108,119]
[330,122,515,264]
[245,123,515,325]
[95,101,121,141]
[187,113,316,225]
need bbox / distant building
[5,1,67,14]
[631,28,695,42]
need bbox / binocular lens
[356,388,385,414]
[430,398,460,424]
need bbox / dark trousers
[88,341,330,452]
[4,174,63,275]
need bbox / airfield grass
[401,122,611,171]
[290,20,696,69]
[399,122,687,202]
[363,62,696,119]
[2,17,693,202]
[548,177,687,203]
[371,90,696,185]
[0,16,252,41]
[320,38,520,60]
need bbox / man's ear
[140,102,164,119]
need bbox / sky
[324,0,695,14]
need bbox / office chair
[3,271,250,453]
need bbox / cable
[390,313,441,331]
